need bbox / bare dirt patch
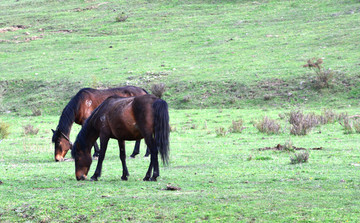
[72,2,109,12]
[0,25,26,33]
[258,144,323,151]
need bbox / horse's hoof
[90,176,98,181]
[121,176,128,181]
[150,177,157,182]
[76,175,87,181]
[143,177,150,181]
[129,156,135,159]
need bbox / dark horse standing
[52,86,149,162]
[71,94,170,181]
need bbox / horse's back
[101,95,159,140]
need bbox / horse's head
[52,129,73,162]
[72,141,92,181]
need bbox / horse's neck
[57,121,73,137]
[83,125,99,148]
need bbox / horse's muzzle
[55,156,64,162]
[76,175,87,181]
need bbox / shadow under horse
[71,94,170,181]
[52,86,149,162]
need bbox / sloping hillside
[1,0,359,114]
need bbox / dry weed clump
[23,124,39,135]
[354,120,360,133]
[254,116,281,134]
[229,119,245,133]
[319,109,336,124]
[151,83,166,98]
[289,110,319,135]
[339,115,360,134]
[290,152,309,164]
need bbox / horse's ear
[51,129,55,133]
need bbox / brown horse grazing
[71,94,170,181]
[52,86,149,162]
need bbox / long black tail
[152,99,170,165]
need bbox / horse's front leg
[91,136,109,181]
[92,141,100,158]
[118,140,129,181]
[129,140,141,158]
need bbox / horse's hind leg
[143,136,159,181]
[118,140,129,181]
[129,140,141,158]
[92,141,100,158]
[150,149,159,181]
[91,136,109,181]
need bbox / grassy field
[1,0,360,222]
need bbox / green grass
[1,109,360,222]
[1,0,360,222]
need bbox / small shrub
[0,121,10,139]
[290,152,309,164]
[151,83,166,98]
[303,58,334,89]
[230,119,245,133]
[23,124,39,135]
[254,116,281,134]
[215,127,227,137]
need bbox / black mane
[52,88,91,142]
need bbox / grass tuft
[215,127,227,137]
[23,125,39,136]
[229,119,245,133]
[254,116,281,134]
[290,152,309,164]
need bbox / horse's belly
[114,124,143,140]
